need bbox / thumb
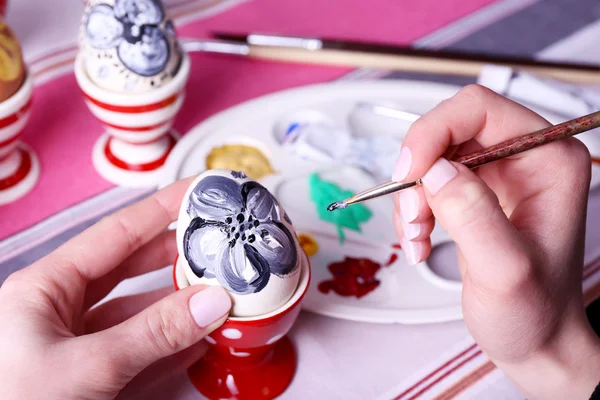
[86,285,231,384]
[421,158,531,286]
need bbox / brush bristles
[327,202,347,211]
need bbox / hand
[392,85,600,399]
[0,178,232,400]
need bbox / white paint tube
[281,122,401,180]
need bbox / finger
[40,176,194,283]
[80,285,231,382]
[83,230,177,309]
[393,186,432,223]
[391,84,549,183]
[421,158,531,289]
[84,286,174,334]
[394,212,432,264]
[393,210,434,242]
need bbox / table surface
[3,0,600,399]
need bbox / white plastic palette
[161,80,465,324]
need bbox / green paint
[308,173,372,244]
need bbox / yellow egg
[0,19,26,102]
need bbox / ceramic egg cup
[173,253,311,400]
[74,53,190,188]
[0,72,40,205]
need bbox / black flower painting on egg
[183,171,299,295]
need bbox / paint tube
[477,64,600,121]
[477,64,600,163]
[282,122,401,179]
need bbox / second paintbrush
[328,110,600,211]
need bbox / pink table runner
[0,0,497,240]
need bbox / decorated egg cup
[173,252,310,400]
[0,72,40,205]
[73,52,190,187]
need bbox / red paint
[318,257,381,298]
[173,256,311,400]
[385,253,398,267]
[392,243,402,250]
[82,92,179,113]
[0,148,31,190]
[103,135,176,172]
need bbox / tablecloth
[3,0,600,399]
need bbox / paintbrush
[210,32,600,84]
[328,110,600,211]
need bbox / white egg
[79,0,182,93]
[176,169,302,317]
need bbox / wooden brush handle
[453,111,600,169]
[249,47,600,84]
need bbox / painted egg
[79,0,182,93]
[0,19,26,103]
[177,169,302,317]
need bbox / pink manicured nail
[398,188,419,223]
[189,286,232,328]
[403,220,421,241]
[402,238,422,265]
[422,158,458,195]
[392,147,412,182]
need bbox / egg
[0,19,26,103]
[79,0,182,93]
[177,169,302,317]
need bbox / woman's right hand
[392,84,600,399]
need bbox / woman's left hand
[0,178,232,399]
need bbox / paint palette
[162,80,465,324]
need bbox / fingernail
[392,147,412,181]
[402,238,422,265]
[422,158,458,195]
[403,220,421,241]
[398,188,419,223]
[189,286,232,328]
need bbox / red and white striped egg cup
[74,52,190,187]
[0,72,40,205]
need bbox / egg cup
[0,72,40,205]
[74,52,190,187]
[173,252,310,400]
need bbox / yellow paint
[298,234,318,257]
[206,144,274,180]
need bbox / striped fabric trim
[433,361,496,400]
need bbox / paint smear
[206,144,274,180]
[298,234,318,257]
[318,257,381,298]
[308,173,372,244]
[385,253,398,267]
